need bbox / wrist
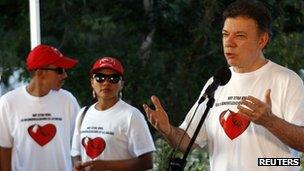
[163,124,173,136]
[263,113,278,128]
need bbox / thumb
[264,89,272,107]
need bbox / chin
[52,87,61,91]
[226,61,234,67]
[226,60,238,67]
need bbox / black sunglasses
[93,73,122,84]
[39,68,65,74]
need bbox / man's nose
[224,35,236,48]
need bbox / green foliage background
[1,0,303,170]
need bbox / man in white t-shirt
[0,44,80,171]
[143,1,304,171]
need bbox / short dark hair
[223,0,271,36]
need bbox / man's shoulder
[1,86,25,101]
[268,61,301,80]
[50,89,80,110]
[51,88,77,101]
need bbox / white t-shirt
[71,99,155,161]
[180,61,304,171]
[0,86,80,171]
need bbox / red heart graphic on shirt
[219,109,250,140]
[82,137,106,159]
[28,124,57,146]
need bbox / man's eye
[236,34,246,37]
[222,33,228,37]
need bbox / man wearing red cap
[0,44,80,171]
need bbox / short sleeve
[282,74,304,126]
[179,78,214,148]
[179,99,208,148]
[0,97,13,147]
[71,107,86,157]
[127,110,156,157]
[67,93,80,138]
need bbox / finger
[74,166,82,171]
[239,99,255,111]
[143,104,152,115]
[75,165,85,170]
[143,104,155,124]
[74,161,84,170]
[264,89,272,107]
[237,104,253,118]
[143,104,155,119]
[236,110,250,120]
[81,161,93,168]
[151,95,164,111]
[245,96,263,107]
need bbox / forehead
[46,65,58,68]
[94,68,119,75]
[223,16,258,33]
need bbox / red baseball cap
[26,44,78,71]
[90,57,124,76]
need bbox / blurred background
[1,0,303,170]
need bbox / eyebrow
[222,30,247,35]
[235,31,247,35]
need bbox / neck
[26,78,50,97]
[233,53,268,73]
[95,98,119,110]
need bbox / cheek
[238,41,256,54]
[110,84,122,94]
[243,42,259,56]
[113,85,121,92]
[91,82,100,91]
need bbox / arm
[162,125,198,153]
[0,147,12,171]
[77,152,153,171]
[263,115,304,152]
[237,89,304,152]
[143,95,198,153]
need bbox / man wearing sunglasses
[71,57,155,171]
[0,44,80,171]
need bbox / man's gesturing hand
[143,95,172,136]
[237,89,274,126]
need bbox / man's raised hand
[143,95,172,135]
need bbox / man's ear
[35,69,45,78]
[259,32,269,49]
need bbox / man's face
[40,66,67,91]
[222,16,267,72]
